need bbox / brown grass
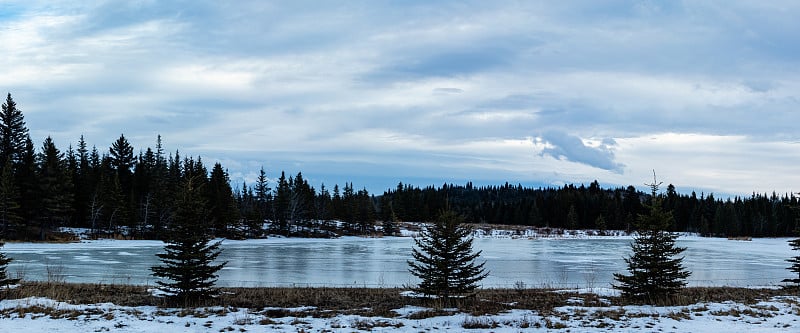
[5,282,793,316]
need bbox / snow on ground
[1,294,798,332]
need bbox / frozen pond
[2,236,795,288]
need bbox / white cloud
[1,1,799,195]
[613,133,800,195]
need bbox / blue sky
[1,0,799,196]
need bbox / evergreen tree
[148,136,172,239]
[273,171,290,235]
[316,183,333,231]
[37,136,74,240]
[331,184,343,219]
[566,204,579,230]
[208,163,241,238]
[287,172,315,231]
[97,172,125,235]
[132,148,157,238]
[408,210,488,300]
[382,206,399,236]
[72,135,92,228]
[0,241,19,293]
[0,93,29,168]
[784,237,800,287]
[151,176,226,305]
[109,134,135,180]
[355,189,375,234]
[108,134,135,228]
[0,158,20,237]
[255,167,270,222]
[613,173,690,303]
[784,205,800,288]
[17,135,36,236]
[595,214,607,235]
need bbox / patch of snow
[399,290,437,299]
[556,287,622,298]
[0,295,798,332]
[399,229,418,237]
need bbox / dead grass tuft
[462,316,500,329]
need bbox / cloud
[433,87,464,94]
[612,133,800,196]
[371,49,510,81]
[541,131,623,173]
[1,1,800,195]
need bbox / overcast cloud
[1,0,799,196]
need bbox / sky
[1,0,799,197]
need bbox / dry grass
[672,287,789,305]
[5,282,793,316]
[11,282,156,306]
[608,287,793,307]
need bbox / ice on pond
[2,236,795,288]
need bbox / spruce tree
[208,163,241,238]
[0,93,29,168]
[408,210,488,300]
[613,173,690,302]
[0,158,21,237]
[784,207,800,288]
[37,136,74,240]
[273,171,290,235]
[0,241,19,293]
[151,176,226,305]
[17,135,36,237]
[255,167,270,223]
[785,237,800,287]
[382,207,399,236]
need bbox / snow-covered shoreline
[1,293,798,332]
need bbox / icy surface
[2,236,795,287]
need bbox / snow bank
[0,294,798,332]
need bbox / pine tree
[72,135,91,229]
[613,172,690,303]
[17,135,36,237]
[0,93,29,168]
[109,134,135,178]
[273,171,290,235]
[97,172,125,235]
[288,172,313,231]
[108,134,135,228]
[0,241,19,293]
[408,210,488,301]
[255,167,270,222]
[151,176,226,305]
[37,136,74,240]
[382,206,399,236]
[148,136,172,239]
[0,158,21,237]
[595,214,607,234]
[208,163,241,238]
[784,205,800,288]
[785,237,800,287]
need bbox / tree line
[381,181,800,237]
[0,93,798,241]
[0,93,386,240]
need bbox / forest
[0,93,798,241]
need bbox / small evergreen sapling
[0,241,20,295]
[613,173,691,303]
[151,176,226,305]
[408,210,488,301]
